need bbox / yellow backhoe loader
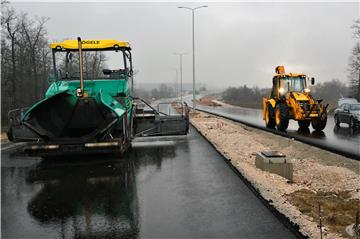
[263,66,328,131]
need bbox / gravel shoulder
[190,111,360,239]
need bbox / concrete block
[255,151,293,182]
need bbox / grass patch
[287,189,359,238]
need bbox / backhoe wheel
[349,117,355,128]
[311,114,327,131]
[298,120,310,129]
[334,114,340,126]
[265,104,276,128]
[6,126,13,142]
[275,103,289,131]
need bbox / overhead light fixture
[279,87,285,95]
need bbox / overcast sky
[11,2,359,90]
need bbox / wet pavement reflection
[27,159,139,238]
[2,127,296,238]
[190,99,360,158]
[333,125,360,138]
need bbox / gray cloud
[12,2,358,90]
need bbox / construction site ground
[190,110,359,239]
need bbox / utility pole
[174,53,187,103]
[174,69,179,98]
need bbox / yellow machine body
[263,66,328,131]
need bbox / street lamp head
[174,52,188,56]
[178,6,208,10]
[193,5,208,10]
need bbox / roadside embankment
[190,111,359,239]
[197,95,262,109]
[196,95,222,107]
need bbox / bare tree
[1,3,51,126]
[348,19,360,101]
[19,13,49,97]
[58,51,107,79]
[313,79,349,111]
[1,5,20,108]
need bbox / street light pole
[174,53,187,103]
[191,9,195,109]
[174,69,178,98]
[178,5,208,110]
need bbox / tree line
[348,19,360,101]
[134,83,176,102]
[56,51,107,79]
[1,2,51,125]
[222,85,265,108]
[1,2,108,126]
[221,79,350,112]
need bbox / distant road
[183,95,360,160]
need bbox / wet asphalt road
[2,127,296,239]
[184,96,360,159]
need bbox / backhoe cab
[263,66,328,131]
